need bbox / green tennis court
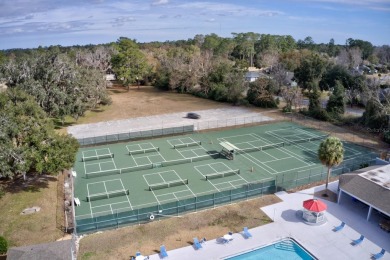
[72,121,377,233]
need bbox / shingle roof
[339,165,390,216]
[7,240,72,260]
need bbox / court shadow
[207,151,220,159]
[281,209,301,223]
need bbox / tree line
[0,32,389,181]
[110,34,389,142]
[0,45,116,179]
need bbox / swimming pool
[224,238,317,260]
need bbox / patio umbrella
[303,199,327,212]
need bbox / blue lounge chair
[373,249,386,259]
[351,235,364,246]
[136,252,141,256]
[333,221,345,232]
[243,227,252,239]
[193,237,203,250]
[160,245,168,258]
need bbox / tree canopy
[0,89,79,179]
[111,38,149,89]
[0,47,111,122]
[294,53,328,90]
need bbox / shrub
[310,108,329,121]
[0,186,4,199]
[282,105,292,113]
[384,131,390,144]
[0,236,8,254]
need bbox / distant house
[105,68,116,81]
[105,74,116,81]
[0,82,7,92]
[244,71,270,82]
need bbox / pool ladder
[274,240,296,252]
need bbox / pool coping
[220,237,318,260]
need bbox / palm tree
[318,136,344,191]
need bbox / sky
[0,0,389,50]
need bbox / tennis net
[82,153,114,162]
[129,147,159,155]
[238,142,284,153]
[205,169,240,180]
[173,141,201,149]
[285,135,328,146]
[149,179,189,191]
[87,189,129,202]
[85,168,120,178]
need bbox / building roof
[339,164,390,216]
[7,240,73,260]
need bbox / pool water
[224,238,316,260]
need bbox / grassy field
[78,194,281,260]
[0,175,65,247]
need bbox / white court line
[246,140,279,160]
[343,145,362,155]
[216,133,257,143]
[266,131,318,157]
[119,179,133,210]
[87,178,121,185]
[167,138,185,147]
[84,160,114,167]
[238,152,277,173]
[125,143,142,153]
[252,133,316,165]
[262,156,293,163]
[86,184,93,218]
[292,128,320,138]
[209,163,249,184]
[156,149,167,162]
[150,188,161,205]
[83,158,87,176]
[195,164,221,192]
[91,201,131,211]
[103,182,108,195]
[214,178,247,190]
[111,159,118,170]
[218,136,275,174]
[109,204,113,214]
[175,148,186,159]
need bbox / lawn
[78,194,281,260]
[0,175,65,247]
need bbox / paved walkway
[67,108,273,139]
[144,181,390,260]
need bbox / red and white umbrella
[303,199,327,212]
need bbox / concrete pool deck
[144,181,390,260]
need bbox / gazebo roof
[303,199,327,212]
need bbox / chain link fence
[75,114,273,146]
[281,112,387,153]
[74,148,377,234]
[75,179,275,234]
